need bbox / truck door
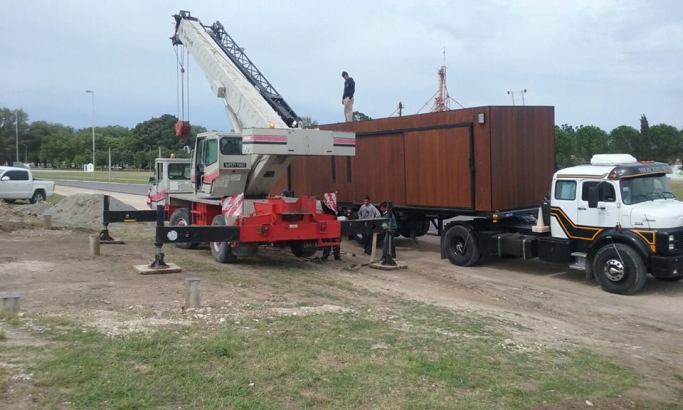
[550,179,579,239]
[4,170,32,199]
[577,180,618,228]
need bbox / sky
[2,0,682,133]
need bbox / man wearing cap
[341,71,355,122]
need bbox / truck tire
[399,219,430,238]
[291,241,317,258]
[592,243,647,295]
[30,190,46,204]
[169,208,199,249]
[210,215,237,263]
[443,224,480,267]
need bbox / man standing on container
[358,195,380,254]
[341,71,355,122]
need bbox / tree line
[1,107,681,170]
[0,108,205,169]
[555,115,682,168]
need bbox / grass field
[672,180,683,198]
[31,170,151,184]
[1,301,643,409]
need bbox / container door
[404,127,472,208]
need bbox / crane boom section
[173,15,287,131]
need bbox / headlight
[669,234,675,250]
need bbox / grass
[26,302,637,409]
[32,169,151,184]
[47,193,64,205]
[0,328,5,341]
[671,180,683,199]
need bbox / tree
[649,124,680,162]
[554,125,575,169]
[352,111,372,121]
[608,125,640,155]
[0,108,29,165]
[299,116,319,129]
[575,125,608,162]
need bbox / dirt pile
[0,201,36,231]
[16,194,135,230]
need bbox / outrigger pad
[369,261,408,271]
[134,263,182,275]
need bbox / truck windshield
[168,163,191,180]
[620,175,674,204]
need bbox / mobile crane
[159,10,378,262]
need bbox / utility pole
[108,146,112,181]
[15,110,19,164]
[85,90,95,171]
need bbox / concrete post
[0,293,20,314]
[369,232,378,263]
[89,234,100,256]
[42,215,52,229]
[185,278,201,309]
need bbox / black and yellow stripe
[549,207,603,240]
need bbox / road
[54,180,149,195]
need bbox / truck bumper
[650,255,683,279]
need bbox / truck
[146,158,193,209]
[0,166,55,203]
[154,11,383,262]
[282,112,683,294]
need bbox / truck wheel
[169,208,199,249]
[592,243,647,294]
[443,224,480,267]
[30,190,46,204]
[291,241,317,258]
[210,215,237,263]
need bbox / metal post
[381,202,397,266]
[520,89,527,105]
[149,205,169,269]
[108,146,111,181]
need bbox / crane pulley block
[175,120,191,139]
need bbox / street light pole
[15,110,19,164]
[85,90,95,170]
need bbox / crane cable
[173,44,191,123]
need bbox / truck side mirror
[588,186,599,209]
[1,176,9,182]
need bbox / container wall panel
[489,106,555,210]
[404,127,471,208]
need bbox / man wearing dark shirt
[341,71,355,122]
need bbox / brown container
[275,106,555,213]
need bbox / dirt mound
[45,194,135,229]
[13,194,135,230]
[0,201,36,231]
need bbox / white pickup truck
[0,166,55,203]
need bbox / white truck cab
[147,158,193,209]
[547,154,683,293]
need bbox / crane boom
[172,11,290,132]
[170,10,354,198]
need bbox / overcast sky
[2,0,682,132]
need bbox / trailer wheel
[592,243,647,295]
[169,208,199,249]
[291,241,317,258]
[443,224,480,267]
[210,215,237,263]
